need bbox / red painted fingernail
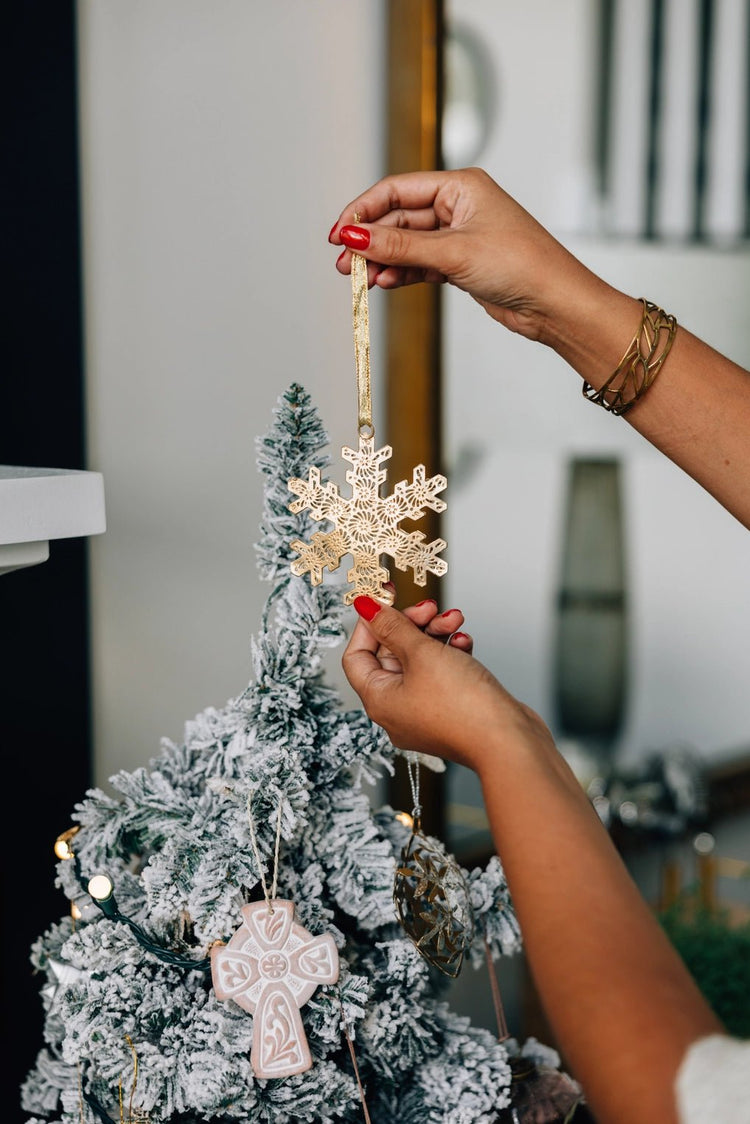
[450,631,469,642]
[336,249,346,266]
[440,608,460,617]
[340,225,370,250]
[328,222,339,241]
[354,595,382,621]
[416,599,437,608]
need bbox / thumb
[342,596,421,695]
[352,595,422,658]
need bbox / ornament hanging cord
[246,794,283,913]
[405,754,422,832]
[404,631,460,832]
[338,996,373,1124]
[119,1035,140,1124]
[351,213,373,436]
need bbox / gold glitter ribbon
[351,213,372,434]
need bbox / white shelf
[0,466,106,576]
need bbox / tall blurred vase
[554,458,628,771]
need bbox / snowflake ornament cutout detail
[211,899,339,1078]
[289,434,447,604]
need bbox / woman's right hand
[328,167,606,346]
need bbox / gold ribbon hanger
[351,213,373,435]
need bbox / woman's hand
[328,167,602,344]
[342,595,554,773]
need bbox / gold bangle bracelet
[582,298,677,416]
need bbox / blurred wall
[443,0,750,768]
[77,1,387,788]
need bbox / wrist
[537,277,643,392]
[470,699,559,786]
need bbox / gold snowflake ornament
[289,240,447,605]
[288,434,447,605]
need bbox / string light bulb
[54,826,80,861]
[87,873,118,917]
[54,830,209,972]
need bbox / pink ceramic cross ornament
[211,899,339,1078]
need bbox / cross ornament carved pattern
[211,900,339,1078]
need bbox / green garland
[659,897,750,1037]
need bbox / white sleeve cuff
[676,1034,750,1123]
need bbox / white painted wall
[77,1,387,788]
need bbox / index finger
[334,170,453,227]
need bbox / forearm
[333,168,750,532]
[539,278,750,529]
[477,732,723,1124]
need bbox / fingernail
[328,222,338,241]
[340,225,370,250]
[440,608,460,617]
[354,595,382,621]
[416,599,437,608]
[336,249,346,266]
[450,631,469,642]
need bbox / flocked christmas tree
[21,383,578,1124]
